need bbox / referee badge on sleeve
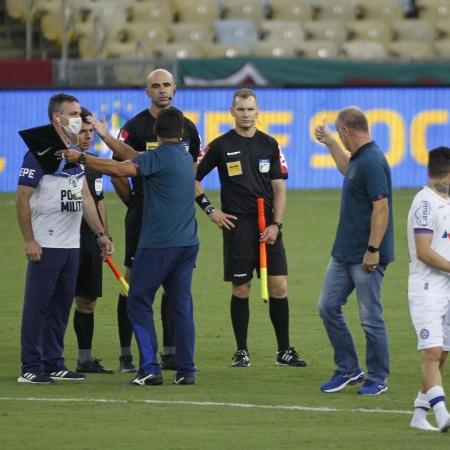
[95,178,103,195]
[258,159,270,173]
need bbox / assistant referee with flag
[195,88,307,368]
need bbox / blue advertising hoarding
[0,87,448,192]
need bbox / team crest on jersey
[68,175,82,199]
[258,159,270,173]
[146,141,158,151]
[95,178,103,195]
[420,328,430,339]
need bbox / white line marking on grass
[0,397,411,415]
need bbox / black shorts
[75,233,103,299]
[223,215,288,285]
[124,194,143,267]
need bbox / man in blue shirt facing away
[59,107,199,385]
[314,106,394,396]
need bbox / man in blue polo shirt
[314,106,394,395]
[59,107,199,385]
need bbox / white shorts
[408,295,450,351]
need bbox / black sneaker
[160,353,176,371]
[129,371,163,386]
[119,355,137,373]
[48,370,86,381]
[231,350,250,367]
[173,372,195,385]
[17,372,54,384]
[76,359,115,374]
[276,347,307,367]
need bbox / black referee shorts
[124,194,143,267]
[223,215,288,285]
[75,233,103,299]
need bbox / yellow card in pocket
[226,161,243,176]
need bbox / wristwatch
[78,152,87,165]
[367,245,379,253]
[205,206,215,216]
[272,221,283,230]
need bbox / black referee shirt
[80,152,104,234]
[196,129,288,215]
[118,108,201,195]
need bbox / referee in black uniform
[195,88,306,368]
[73,107,114,374]
[90,69,201,371]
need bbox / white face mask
[58,115,82,135]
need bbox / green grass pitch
[0,189,449,449]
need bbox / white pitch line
[0,396,412,415]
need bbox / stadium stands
[4,0,450,64]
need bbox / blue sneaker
[320,369,365,393]
[357,380,388,395]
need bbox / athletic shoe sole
[276,361,307,367]
[17,376,54,384]
[321,372,365,393]
[357,385,388,395]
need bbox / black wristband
[272,221,283,230]
[94,231,105,239]
[195,193,211,210]
[78,152,87,165]
[367,245,379,253]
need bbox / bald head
[335,106,371,153]
[147,69,174,87]
[336,107,369,133]
[145,69,176,113]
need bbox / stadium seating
[201,43,248,58]
[153,42,203,59]
[417,0,450,21]
[259,20,305,42]
[361,0,404,21]
[346,20,392,45]
[391,19,436,43]
[269,0,313,22]
[297,40,340,59]
[170,22,214,45]
[433,39,450,57]
[388,41,435,59]
[5,0,450,62]
[303,21,348,45]
[214,19,258,52]
[313,0,361,22]
[251,40,298,57]
[223,0,267,26]
[174,0,221,23]
[342,40,388,59]
[128,1,173,28]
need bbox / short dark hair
[48,93,79,121]
[155,107,184,139]
[428,146,450,178]
[232,88,257,107]
[80,106,92,124]
[336,107,369,133]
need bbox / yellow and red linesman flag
[257,197,269,303]
[104,256,129,296]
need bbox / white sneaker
[410,417,438,432]
[437,416,450,433]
